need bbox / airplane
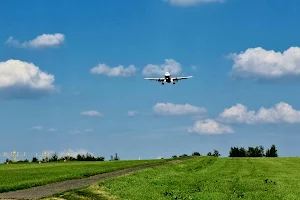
[144,71,192,85]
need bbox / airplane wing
[172,76,193,81]
[144,78,165,82]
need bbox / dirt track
[0,159,186,200]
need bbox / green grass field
[0,159,168,193]
[53,156,300,200]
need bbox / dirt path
[0,159,187,200]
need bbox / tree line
[171,149,221,159]
[229,144,278,157]
[171,145,278,159]
[4,152,121,164]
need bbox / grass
[0,159,169,193]
[46,185,120,200]
[52,156,300,200]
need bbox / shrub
[192,152,201,156]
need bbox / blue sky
[1,0,300,161]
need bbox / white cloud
[188,119,234,134]
[228,47,300,79]
[47,128,57,132]
[90,64,137,77]
[218,102,300,124]
[153,102,207,115]
[142,59,181,76]
[58,149,91,158]
[128,110,139,116]
[6,33,65,49]
[0,59,57,99]
[218,103,257,124]
[69,129,93,134]
[31,126,42,130]
[80,110,102,117]
[191,65,197,70]
[165,0,224,6]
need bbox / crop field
[51,157,300,200]
[0,159,169,193]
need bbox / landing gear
[173,82,175,84]
[162,82,164,85]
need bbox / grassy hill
[51,156,300,200]
[0,159,169,193]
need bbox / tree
[229,147,239,157]
[259,145,265,157]
[239,147,247,157]
[207,152,212,156]
[192,152,201,156]
[246,147,255,157]
[77,154,82,161]
[213,149,220,157]
[96,156,105,161]
[266,144,278,157]
[49,153,58,162]
[85,153,94,161]
[229,146,264,157]
[172,155,177,158]
[32,157,38,163]
[245,146,265,157]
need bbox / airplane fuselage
[164,75,171,83]
[163,72,173,84]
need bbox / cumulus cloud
[153,102,207,115]
[58,149,91,158]
[228,47,300,79]
[80,110,102,117]
[128,110,139,116]
[142,59,181,76]
[0,59,57,99]
[165,0,224,6]
[6,33,65,49]
[90,64,137,77]
[188,119,234,134]
[218,102,300,124]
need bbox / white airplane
[144,71,192,85]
